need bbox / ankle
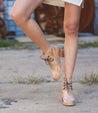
[42,46,51,55]
[65,77,72,83]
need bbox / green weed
[27,76,45,84]
[0,38,24,48]
[80,73,98,85]
[79,41,98,48]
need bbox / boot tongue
[66,78,72,83]
[66,78,73,92]
[42,47,52,58]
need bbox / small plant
[27,76,45,84]
[14,76,26,84]
[13,76,45,84]
[80,73,98,85]
[0,38,24,48]
[0,38,40,49]
[78,41,98,48]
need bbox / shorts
[43,0,84,8]
[62,0,84,8]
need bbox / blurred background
[0,0,98,40]
[0,1,98,111]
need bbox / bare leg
[64,3,82,80]
[11,0,49,54]
[11,0,64,81]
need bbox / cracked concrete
[0,39,98,113]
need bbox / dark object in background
[94,0,98,35]
[35,0,95,36]
[0,0,7,39]
[79,0,95,32]
[0,16,7,39]
[35,4,64,37]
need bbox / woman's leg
[11,0,64,81]
[11,0,49,54]
[64,3,82,80]
[61,3,82,106]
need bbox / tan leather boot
[61,78,75,106]
[41,46,64,81]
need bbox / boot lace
[40,55,54,65]
[63,78,73,90]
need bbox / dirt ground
[0,39,98,113]
[0,82,98,113]
[0,48,98,83]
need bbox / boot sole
[52,46,64,81]
[53,64,63,81]
[62,97,75,106]
[61,90,75,106]
[47,46,64,81]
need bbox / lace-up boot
[61,78,75,106]
[41,46,64,81]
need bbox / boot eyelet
[48,56,50,58]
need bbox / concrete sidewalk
[15,35,98,43]
[78,36,98,42]
[0,48,98,82]
[0,46,98,113]
[0,82,98,113]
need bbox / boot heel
[59,48,64,57]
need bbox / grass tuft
[79,41,98,48]
[80,73,98,85]
[14,76,26,84]
[0,38,24,48]
[27,76,45,84]
[13,76,46,84]
[0,38,40,49]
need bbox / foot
[61,78,75,106]
[41,46,64,81]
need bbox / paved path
[0,48,98,82]
[0,83,98,113]
[0,47,98,113]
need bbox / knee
[64,21,79,37]
[11,9,30,25]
